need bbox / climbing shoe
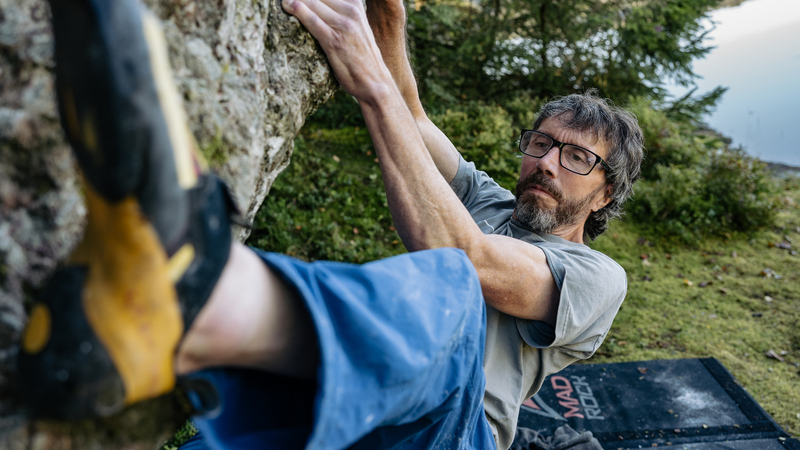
[17,0,235,420]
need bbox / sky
[669,0,800,166]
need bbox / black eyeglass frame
[518,129,611,176]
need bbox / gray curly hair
[531,91,644,241]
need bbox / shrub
[626,98,779,241]
[248,127,404,263]
[429,101,519,190]
[628,96,706,181]
[704,148,780,232]
[498,92,543,131]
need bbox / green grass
[589,176,800,435]
[248,127,406,263]
[159,420,197,450]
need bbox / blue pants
[179,248,496,450]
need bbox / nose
[535,145,560,178]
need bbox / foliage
[626,97,779,242]
[664,85,728,125]
[500,92,543,130]
[159,421,197,450]
[429,101,518,189]
[407,0,720,107]
[247,126,404,263]
[301,89,365,129]
[630,94,721,181]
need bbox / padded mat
[516,358,798,449]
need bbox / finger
[282,0,335,43]
[287,0,341,29]
[313,0,360,17]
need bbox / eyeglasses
[518,130,610,176]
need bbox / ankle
[174,244,320,379]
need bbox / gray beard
[513,173,597,235]
[514,197,559,235]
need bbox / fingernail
[282,0,294,11]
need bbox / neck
[551,224,586,244]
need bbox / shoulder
[532,239,626,294]
[521,239,626,353]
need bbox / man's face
[514,117,612,236]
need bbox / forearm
[366,0,460,182]
[366,0,424,118]
[283,0,559,321]
[359,85,479,251]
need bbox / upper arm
[468,234,560,324]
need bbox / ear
[591,184,613,213]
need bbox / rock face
[0,0,336,447]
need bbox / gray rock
[0,0,336,446]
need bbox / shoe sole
[18,0,224,419]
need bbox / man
[279,0,644,446]
[17,0,642,449]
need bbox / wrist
[353,73,400,112]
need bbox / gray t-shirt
[449,156,627,450]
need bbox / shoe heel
[18,267,127,419]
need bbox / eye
[531,135,551,148]
[565,146,594,166]
[570,152,586,163]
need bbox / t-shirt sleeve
[449,155,515,217]
[515,245,627,359]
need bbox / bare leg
[175,243,319,380]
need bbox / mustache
[515,172,563,201]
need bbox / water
[669,0,800,167]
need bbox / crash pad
[517,358,798,449]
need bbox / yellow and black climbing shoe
[17,0,236,420]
